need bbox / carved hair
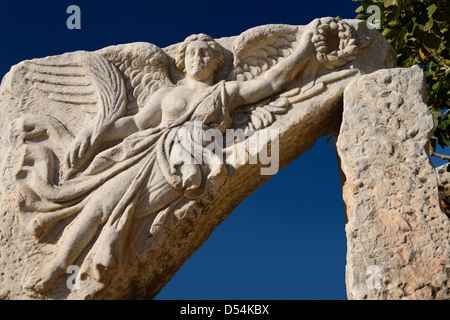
[175,33,224,72]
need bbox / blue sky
[0,0,446,300]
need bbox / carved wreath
[312,18,359,70]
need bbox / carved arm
[227,20,318,109]
[64,87,166,173]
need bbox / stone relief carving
[0,17,395,299]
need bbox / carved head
[176,34,224,81]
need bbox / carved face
[184,41,217,81]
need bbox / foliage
[352,0,450,151]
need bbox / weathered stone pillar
[336,65,450,299]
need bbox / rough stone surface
[0,18,395,299]
[436,163,450,218]
[336,65,450,300]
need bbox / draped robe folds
[13,81,231,283]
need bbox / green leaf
[427,4,437,17]
[382,28,396,37]
[384,0,399,7]
[387,20,402,29]
[355,5,365,13]
[432,81,441,91]
[431,109,443,118]
[392,5,401,20]
[423,32,442,50]
[356,13,368,20]
[431,138,437,151]
[326,133,335,145]
[362,0,375,9]
[431,108,443,130]
[423,17,434,32]
[430,138,436,151]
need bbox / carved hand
[299,19,321,56]
[64,129,94,174]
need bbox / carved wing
[5,51,128,140]
[229,18,365,132]
[96,42,173,116]
[226,24,299,131]
[3,42,173,133]
[4,43,173,173]
[227,24,299,82]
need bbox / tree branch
[422,44,450,73]
[431,151,450,161]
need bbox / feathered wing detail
[96,42,173,116]
[227,24,301,132]
[4,43,173,175]
[6,52,97,111]
[229,19,366,132]
[227,24,299,82]
[4,50,134,182]
[5,50,128,132]
[80,52,128,144]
